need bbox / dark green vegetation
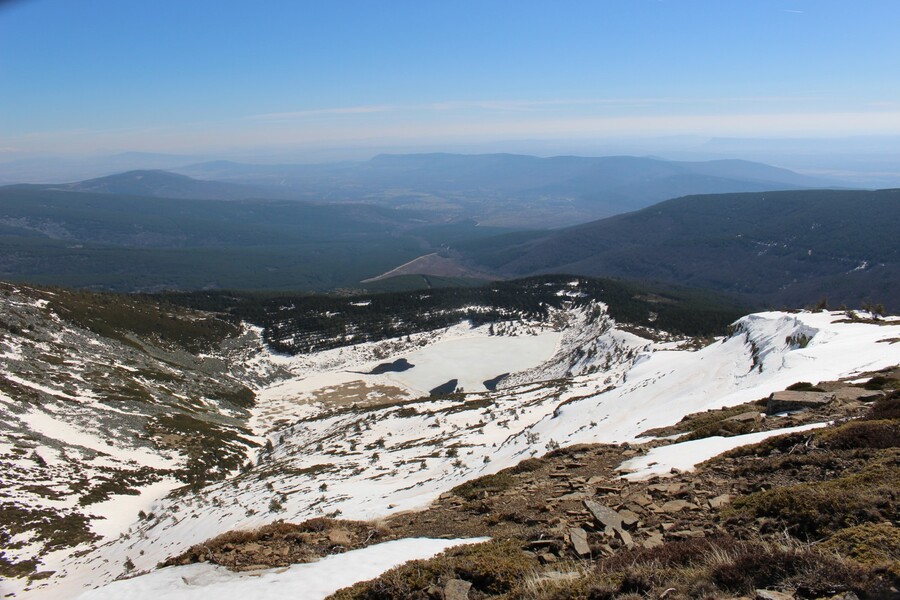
[154,276,746,354]
[331,540,539,599]
[0,503,98,579]
[0,185,511,292]
[1,162,889,313]
[459,188,900,311]
[41,286,241,353]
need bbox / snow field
[75,537,489,600]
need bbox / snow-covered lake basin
[386,331,562,393]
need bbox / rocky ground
[162,367,900,599]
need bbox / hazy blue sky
[2,0,899,156]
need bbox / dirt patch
[310,381,414,408]
[161,518,392,571]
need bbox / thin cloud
[249,105,395,121]
[247,96,814,121]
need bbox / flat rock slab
[831,387,884,402]
[568,527,591,557]
[767,390,832,414]
[618,509,641,528]
[726,411,763,423]
[659,499,697,513]
[584,500,623,530]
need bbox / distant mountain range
[457,188,900,310]
[1,153,842,229]
[7,169,288,201]
[175,153,841,227]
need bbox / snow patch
[75,537,488,600]
[618,422,830,480]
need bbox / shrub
[820,522,900,575]
[330,540,537,599]
[787,381,825,392]
[868,394,900,420]
[817,419,900,450]
[729,459,900,539]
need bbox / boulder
[444,578,472,600]
[709,494,733,509]
[326,529,352,546]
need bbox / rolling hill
[0,186,510,291]
[458,188,900,310]
[7,170,291,201]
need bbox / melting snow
[74,537,487,600]
[617,422,830,480]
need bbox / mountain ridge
[458,188,900,311]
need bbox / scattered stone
[556,491,589,501]
[626,493,653,507]
[444,578,472,600]
[538,552,558,565]
[539,570,580,582]
[568,527,591,557]
[648,482,689,496]
[642,532,664,548]
[672,529,705,539]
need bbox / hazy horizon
[2,0,900,161]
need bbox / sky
[2,0,900,158]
